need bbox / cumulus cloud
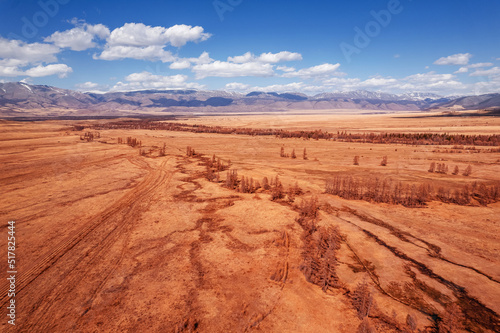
[228,51,302,64]
[469,67,500,77]
[467,62,493,68]
[282,63,342,79]
[0,37,73,78]
[276,66,296,72]
[94,23,211,62]
[96,45,176,62]
[110,71,204,91]
[24,64,73,78]
[224,82,251,91]
[192,61,274,79]
[433,53,472,66]
[169,52,214,70]
[44,23,110,51]
[0,37,60,65]
[76,81,99,89]
[107,23,211,48]
[454,67,468,74]
[223,81,305,93]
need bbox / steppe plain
[1,111,499,332]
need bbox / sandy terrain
[0,113,499,332]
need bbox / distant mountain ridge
[0,82,498,117]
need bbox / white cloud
[0,37,73,78]
[359,76,398,87]
[454,67,468,74]
[0,65,23,77]
[192,61,274,79]
[250,82,305,92]
[433,53,472,66]
[107,23,211,48]
[24,64,73,78]
[469,67,500,77]
[96,45,175,62]
[44,23,110,51]
[0,37,60,65]
[95,23,210,62]
[282,63,342,79]
[76,81,99,89]
[467,62,493,68]
[257,51,302,63]
[276,66,296,72]
[224,82,251,91]
[111,71,204,91]
[228,51,302,64]
[170,60,191,70]
[169,52,214,70]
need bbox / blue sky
[0,0,499,96]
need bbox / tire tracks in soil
[0,156,173,331]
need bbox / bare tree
[352,281,374,319]
[262,177,270,190]
[354,156,360,165]
[303,148,308,160]
[291,149,297,159]
[280,146,285,157]
[452,165,459,175]
[463,164,472,176]
[428,162,435,173]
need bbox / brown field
[1,112,500,332]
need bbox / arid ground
[1,112,499,332]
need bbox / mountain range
[0,82,498,118]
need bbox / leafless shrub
[291,149,297,159]
[354,155,360,165]
[380,156,388,166]
[452,165,459,175]
[303,148,308,160]
[186,146,195,157]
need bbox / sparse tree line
[428,162,472,176]
[325,175,500,207]
[188,146,303,202]
[79,131,100,142]
[91,120,500,146]
[280,146,308,159]
[433,146,500,154]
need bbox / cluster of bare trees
[296,195,342,293]
[92,120,500,147]
[125,137,141,148]
[80,131,100,142]
[186,146,196,157]
[352,281,377,332]
[217,168,303,202]
[280,147,308,159]
[428,162,472,176]
[326,176,500,207]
